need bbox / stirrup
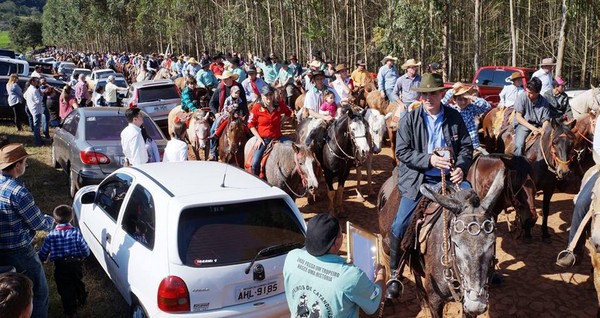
[385,278,404,294]
[556,249,576,267]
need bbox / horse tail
[377,168,398,211]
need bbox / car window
[95,173,133,221]
[138,85,179,103]
[474,69,495,86]
[121,185,156,249]
[0,50,16,59]
[492,70,514,86]
[85,115,163,141]
[178,198,305,267]
[62,112,80,136]
[97,79,127,90]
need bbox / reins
[539,129,573,176]
[326,116,368,164]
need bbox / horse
[243,137,319,201]
[297,108,371,214]
[218,112,247,167]
[167,106,211,160]
[585,171,600,316]
[482,109,577,238]
[153,68,172,80]
[353,75,377,108]
[377,168,504,317]
[467,154,538,239]
[570,87,600,119]
[366,90,403,157]
[572,112,596,178]
[356,108,389,199]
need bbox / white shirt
[104,81,119,103]
[162,139,188,162]
[242,77,268,103]
[30,71,43,78]
[24,85,42,116]
[304,87,332,115]
[498,84,524,107]
[532,69,553,95]
[330,78,351,104]
[120,123,148,166]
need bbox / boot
[386,234,403,299]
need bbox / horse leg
[366,153,374,195]
[355,165,365,201]
[542,188,553,240]
[324,172,336,214]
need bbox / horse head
[345,108,371,163]
[545,119,576,180]
[364,108,386,154]
[226,115,246,155]
[291,143,319,196]
[191,109,210,149]
[420,170,504,316]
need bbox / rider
[556,114,600,268]
[387,73,473,300]
[208,86,244,141]
[146,53,159,80]
[302,70,335,122]
[498,72,524,108]
[513,77,552,157]
[196,60,219,91]
[393,58,422,118]
[350,60,368,93]
[329,64,353,106]
[376,55,399,102]
[543,76,572,119]
[184,58,201,79]
[242,66,268,103]
[275,61,295,107]
[247,86,292,176]
[180,77,201,113]
[209,53,225,77]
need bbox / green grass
[0,121,129,317]
[0,31,11,49]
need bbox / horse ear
[566,119,577,130]
[480,166,506,211]
[346,107,354,119]
[550,118,558,129]
[361,107,368,118]
[291,143,300,153]
[420,184,462,214]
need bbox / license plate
[153,105,168,113]
[118,156,126,166]
[234,280,279,303]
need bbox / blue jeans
[252,138,274,175]
[209,115,228,159]
[107,101,118,107]
[391,175,471,239]
[514,124,531,157]
[568,171,600,251]
[42,106,50,138]
[25,107,34,132]
[32,114,43,145]
[0,244,49,318]
[385,88,398,103]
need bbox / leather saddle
[244,139,279,179]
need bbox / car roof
[93,69,115,73]
[131,79,175,88]
[127,161,275,198]
[60,62,76,66]
[74,106,138,117]
[74,68,90,72]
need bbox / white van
[0,57,29,76]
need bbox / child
[38,205,90,318]
[163,120,188,162]
[0,272,33,318]
[319,90,339,118]
[209,85,244,139]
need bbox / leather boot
[386,234,403,299]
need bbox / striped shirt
[0,175,54,249]
[38,223,90,261]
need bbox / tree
[9,18,43,51]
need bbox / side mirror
[81,191,96,204]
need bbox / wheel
[51,146,60,169]
[69,168,78,198]
[131,297,148,318]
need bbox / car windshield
[73,70,91,78]
[85,115,163,141]
[178,199,305,267]
[138,85,179,103]
[97,72,115,79]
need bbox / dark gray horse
[378,169,504,317]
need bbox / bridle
[224,116,244,166]
[278,152,311,198]
[539,128,574,176]
[326,116,368,165]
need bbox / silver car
[52,107,168,197]
[124,79,180,128]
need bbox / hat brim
[453,86,472,96]
[412,86,445,93]
[381,57,398,64]
[401,62,422,69]
[0,153,28,170]
[510,76,524,81]
[218,74,239,81]
[540,63,556,66]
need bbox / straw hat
[355,60,366,66]
[539,58,556,67]
[452,82,473,96]
[218,70,239,81]
[187,57,198,65]
[381,55,398,64]
[0,144,29,170]
[309,60,323,69]
[335,64,348,73]
[401,58,422,70]
[509,72,524,81]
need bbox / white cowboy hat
[539,58,556,66]
[401,58,422,70]
[309,60,322,69]
[381,55,398,64]
[218,70,239,81]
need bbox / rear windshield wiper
[244,242,304,274]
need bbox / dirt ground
[291,141,598,317]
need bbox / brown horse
[218,112,247,167]
[572,112,596,178]
[378,169,504,317]
[353,75,377,107]
[483,109,577,238]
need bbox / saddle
[244,139,279,179]
[494,108,541,153]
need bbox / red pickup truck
[445,66,536,107]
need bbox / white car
[90,69,116,84]
[73,161,305,317]
[58,62,77,77]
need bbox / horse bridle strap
[539,129,572,175]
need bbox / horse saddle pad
[244,140,278,179]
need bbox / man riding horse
[387,73,473,300]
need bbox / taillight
[79,151,110,165]
[157,276,190,312]
[129,89,139,108]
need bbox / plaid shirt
[442,90,491,149]
[0,175,54,249]
[38,224,90,262]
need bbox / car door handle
[106,233,111,243]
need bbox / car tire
[130,296,148,318]
[69,168,78,198]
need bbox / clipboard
[346,221,382,282]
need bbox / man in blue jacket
[386,73,473,299]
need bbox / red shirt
[210,62,225,76]
[247,103,292,139]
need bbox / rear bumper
[152,293,290,317]
[76,169,107,188]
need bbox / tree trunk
[266,0,274,55]
[473,0,480,73]
[556,0,568,77]
[442,0,450,82]
[509,0,517,66]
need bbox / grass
[0,31,11,49]
[0,121,129,317]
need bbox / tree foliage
[9,18,43,51]
[41,0,600,86]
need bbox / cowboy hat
[218,70,239,81]
[381,55,398,64]
[246,66,258,74]
[310,70,326,81]
[451,82,473,96]
[0,144,29,170]
[401,58,422,70]
[412,73,445,93]
[510,72,524,81]
[200,59,210,68]
[355,60,366,66]
[187,57,198,64]
[309,60,323,69]
[334,64,348,73]
[539,57,556,66]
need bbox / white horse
[356,108,389,199]
[571,86,600,119]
